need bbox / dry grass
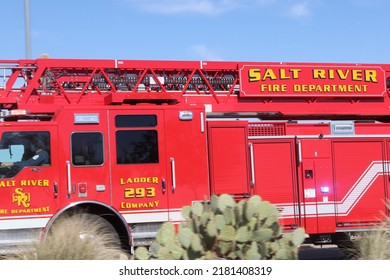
[5,214,127,260]
[353,204,390,260]
[356,229,390,260]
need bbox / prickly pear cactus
[134,194,305,260]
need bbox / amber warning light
[0,109,29,118]
[239,64,386,97]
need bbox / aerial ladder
[1,58,390,119]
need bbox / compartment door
[251,139,300,230]
[333,140,386,226]
[207,121,250,196]
[300,139,335,234]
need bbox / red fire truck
[0,58,389,253]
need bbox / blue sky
[2,0,389,63]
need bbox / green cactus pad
[210,195,219,211]
[215,214,226,230]
[170,243,185,260]
[244,241,261,260]
[245,202,257,221]
[206,220,217,237]
[181,205,192,220]
[149,242,161,258]
[236,226,251,243]
[220,225,236,241]
[248,195,262,206]
[253,228,273,242]
[156,222,175,246]
[192,201,204,217]
[218,194,236,212]
[157,246,173,260]
[134,246,150,260]
[223,207,234,225]
[218,240,233,255]
[200,212,211,227]
[178,227,193,249]
[191,234,204,253]
[291,228,306,246]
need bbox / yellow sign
[119,176,159,185]
[124,187,156,198]
[240,64,386,97]
[0,179,52,215]
[0,179,50,188]
[120,201,159,209]
[12,188,31,207]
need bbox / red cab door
[108,109,169,224]
[57,110,111,206]
[0,124,60,229]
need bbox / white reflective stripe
[4,163,383,227]
[121,208,184,224]
[0,217,50,229]
[122,212,168,223]
[0,209,185,231]
[168,209,183,222]
[279,160,389,218]
[337,162,384,214]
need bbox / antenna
[24,0,31,59]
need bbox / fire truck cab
[0,103,210,252]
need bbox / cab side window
[116,130,158,164]
[71,132,104,166]
[115,115,159,164]
[0,131,50,178]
